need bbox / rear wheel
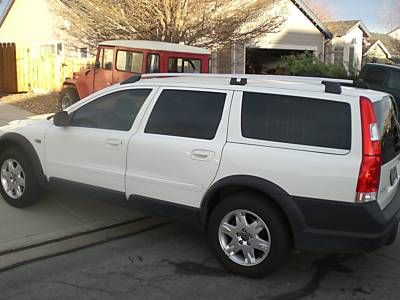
[0,147,41,208]
[207,192,291,278]
[58,87,80,111]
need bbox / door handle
[191,149,215,161]
[105,139,122,147]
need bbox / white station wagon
[0,74,399,277]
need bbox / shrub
[277,52,349,79]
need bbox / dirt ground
[0,92,58,115]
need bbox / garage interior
[245,48,308,75]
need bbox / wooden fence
[0,43,92,94]
[0,43,18,93]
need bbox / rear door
[126,87,233,208]
[374,96,400,209]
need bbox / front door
[44,88,154,191]
[126,88,233,208]
[94,47,115,92]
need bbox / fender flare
[200,175,307,234]
[0,133,47,186]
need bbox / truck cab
[359,63,400,107]
[59,40,211,110]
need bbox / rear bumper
[292,190,400,252]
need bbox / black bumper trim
[291,191,400,252]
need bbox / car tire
[0,147,41,208]
[207,192,291,278]
[58,87,80,111]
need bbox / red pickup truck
[59,40,211,110]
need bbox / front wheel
[0,147,41,208]
[58,87,80,111]
[207,192,291,278]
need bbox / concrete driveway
[0,103,148,267]
[0,222,399,299]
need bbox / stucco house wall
[327,26,364,71]
[215,0,329,74]
[0,0,89,58]
[0,0,57,44]
[389,28,400,40]
[252,0,325,58]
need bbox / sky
[0,0,389,33]
[329,0,386,33]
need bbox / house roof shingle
[368,33,400,58]
[325,20,371,38]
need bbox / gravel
[0,92,59,115]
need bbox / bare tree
[303,0,334,22]
[50,0,284,50]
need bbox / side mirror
[53,111,70,127]
[94,60,101,69]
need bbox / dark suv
[359,63,400,105]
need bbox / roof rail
[321,80,342,95]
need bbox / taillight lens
[356,97,382,203]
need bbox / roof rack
[321,80,342,94]
[121,73,361,95]
[120,74,141,85]
[230,78,247,86]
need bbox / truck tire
[0,147,41,208]
[58,87,80,111]
[207,192,291,278]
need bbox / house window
[334,47,344,65]
[349,47,355,68]
[79,47,88,58]
[57,43,63,56]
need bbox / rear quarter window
[373,96,400,164]
[241,92,352,150]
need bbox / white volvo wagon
[0,74,399,277]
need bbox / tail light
[356,96,381,203]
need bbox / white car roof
[99,40,211,55]
[129,74,390,102]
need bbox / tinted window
[145,90,226,139]
[373,97,400,164]
[363,67,386,86]
[241,92,351,150]
[146,54,160,73]
[116,51,143,73]
[70,89,151,131]
[168,58,201,73]
[387,71,400,90]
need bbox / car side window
[70,89,152,131]
[145,89,226,140]
[146,54,160,73]
[241,92,351,150]
[116,51,143,73]
[168,58,201,73]
[100,48,114,70]
[387,71,400,90]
